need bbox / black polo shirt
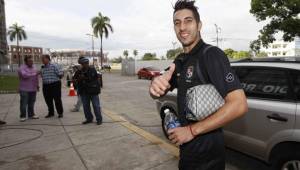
[170,39,242,125]
[169,39,242,169]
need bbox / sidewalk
[0,89,178,170]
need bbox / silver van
[155,57,300,170]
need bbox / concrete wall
[121,60,173,76]
[121,60,135,76]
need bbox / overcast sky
[5,0,265,59]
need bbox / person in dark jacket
[77,57,102,125]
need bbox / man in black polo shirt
[149,1,248,169]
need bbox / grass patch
[0,75,19,92]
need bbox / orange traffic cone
[68,83,76,96]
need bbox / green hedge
[0,75,19,92]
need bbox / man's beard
[182,41,194,47]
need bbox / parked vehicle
[155,57,300,170]
[102,64,111,72]
[137,66,161,80]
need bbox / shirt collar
[186,39,205,56]
[45,62,51,67]
[175,39,205,64]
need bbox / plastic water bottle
[164,109,181,131]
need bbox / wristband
[189,125,196,137]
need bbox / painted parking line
[120,80,150,84]
[103,108,179,158]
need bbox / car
[137,66,161,80]
[155,57,300,170]
[102,64,111,72]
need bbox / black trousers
[178,129,225,170]
[42,81,63,115]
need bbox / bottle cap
[164,109,170,114]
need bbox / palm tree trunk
[17,36,20,67]
[100,37,103,68]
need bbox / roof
[231,62,300,70]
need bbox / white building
[261,37,300,57]
[50,49,108,66]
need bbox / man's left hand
[168,126,195,146]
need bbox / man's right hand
[149,63,175,97]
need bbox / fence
[121,60,173,76]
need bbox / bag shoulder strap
[195,45,214,84]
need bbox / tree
[256,52,268,58]
[142,53,158,61]
[91,12,113,68]
[111,56,123,63]
[232,51,251,60]
[133,49,138,59]
[166,47,183,59]
[250,0,300,52]
[7,23,27,66]
[123,50,129,59]
[224,48,235,58]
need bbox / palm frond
[106,24,114,33]
[103,27,109,38]
[9,32,16,41]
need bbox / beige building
[8,45,43,64]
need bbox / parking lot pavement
[0,84,178,170]
[101,72,272,170]
[0,72,271,170]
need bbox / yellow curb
[103,108,179,158]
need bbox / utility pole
[86,33,95,65]
[172,41,177,50]
[214,24,221,47]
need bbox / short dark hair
[24,56,33,63]
[173,0,200,23]
[42,54,51,61]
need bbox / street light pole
[214,24,221,47]
[86,33,95,65]
[172,41,177,50]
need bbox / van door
[224,67,297,160]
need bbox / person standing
[40,55,64,118]
[149,1,248,169]
[77,57,102,125]
[70,65,82,112]
[17,56,40,122]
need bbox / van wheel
[273,153,300,170]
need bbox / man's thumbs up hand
[149,64,176,97]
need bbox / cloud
[5,0,265,58]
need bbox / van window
[235,67,292,101]
[291,70,300,101]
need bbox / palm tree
[133,49,138,59]
[91,12,113,68]
[7,23,27,66]
[123,50,129,59]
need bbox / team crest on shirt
[185,66,194,82]
[225,72,234,83]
